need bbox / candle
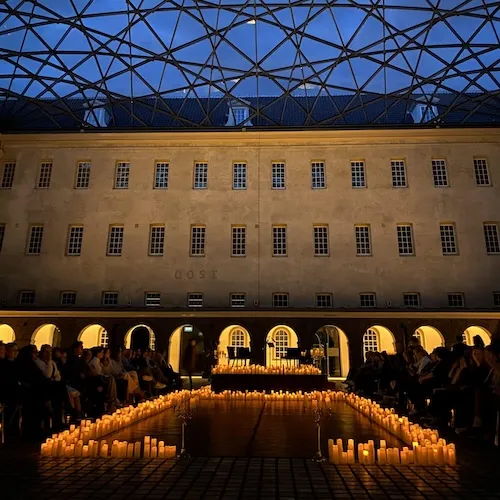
[100,443,108,457]
[347,449,355,464]
[377,448,386,465]
[134,442,141,458]
[448,447,456,466]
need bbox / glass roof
[1,0,500,130]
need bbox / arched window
[362,329,379,360]
[99,328,109,347]
[230,328,245,347]
[274,329,289,359]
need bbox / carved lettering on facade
[174,270,217,280]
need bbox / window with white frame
[351,160,366,188]
[149,225,165,255]
[107,226,124,255]
[440,224,458,255]
[1,162,16,189]
[102,291,118,306]
[448,293,464,308]
[0,224,5,253]
[230,293,246,308]
[114,162,130,189]
[355,225,371,255]
[396,225,414,255]
[231,226,246,256]
[272,293,289,308]
[272,162,286,189]
[190,226,206,256]
[145,292,161,307]
[27,226,44,255]
[311,162,326,189]
[187,293,203,307]
[75,161,91,189]
[403,293,420,307]
[391,160,407,187]
[483,223,500,254]
[67,226,84,256]
[194,162,208,189]
[60,291,76,306]
[272,226,287,256]
[233,107,248,125]
[432,159,449,187]
[313,225,329,256]
[19,290,35,305]
[233,162,247,190]
[154,162,169,189]
[99,328,109,347]
[473,158,491,186]
[316,293,332,308]
[363,329,379,360]
[360,293,376,308]
[493,292,500,307]
[230,328,246,347]
[274,328,290,358]
[38,162,53,188]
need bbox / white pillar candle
[134,442,141,458]
[377,448,386,465]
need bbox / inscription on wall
[174,270,218,280]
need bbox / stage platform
[211,374,328,393]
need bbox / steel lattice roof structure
[1,0,500,131]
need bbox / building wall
[0,129,499,309]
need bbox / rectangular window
[311,162,326,189]
[493,292,500,307]
[483,223,500,254]
[396,224,414,256]
[360,293,376,308]
[194,162,208,189]
[149,225,165,256]
[107,226,124,256]
[114,161,130,189]
[474,158,491,186]
[67,226,84,256]
[355,225,371,256]
[102,291,118,306]
[403,293,420,307]
[0,224,4,253]
[351,160,366,188]
[230,293,246,308]
[272,293,289,308]
[440,224,458,255]
[432,159,449,187]
[75,161,91,189]
[448,293,464,308]
[38,162,53,188]
[60,291,77,306]
[27,225,44,255]
[187,293,203,307]
[313,225,329,256]
[19,290,35,305]
[272,162,286,189]
[316,293,332,308]
[154,162,169,189]
[391,160,407,187]
[1,162,16,189]
[190,226,206,256]
[272,226,287,256]
[145,292,161,307]
[231,226,246,256]
[233,162,247,190]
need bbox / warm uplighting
[211,364,321,375]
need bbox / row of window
[0,157,495,190]
[15,290,500,308]
[4,221,499,257]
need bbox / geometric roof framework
[1,0,500,131]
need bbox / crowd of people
[346,335,500,441]
[0,341,182,439]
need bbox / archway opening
[31,324,61,350]
[315,325,350,378]
[168,324,205,375]
[78,324,109,349]
[464,326,491,347]
[125,324,156,351]
[0,324,15,343]
[414,326,445,352]
[265,325,299,367]
[362,325,396,360]
[217,325,251,366]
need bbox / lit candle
[134,442,141,458]
[100,443,109,457]
[377,448,386,465]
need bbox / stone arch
[31,324,61,350]
[315,325,350,378]
[78,324,109,349]
[168,324,205,375]
[414,325,445,352]
[0,324,15,343]
[265,325,299,367]
[217,325,251,366]
[464,326,491,347]
[124,324,156,351]
[362,325,396,360]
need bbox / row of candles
[211,364,322,375]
